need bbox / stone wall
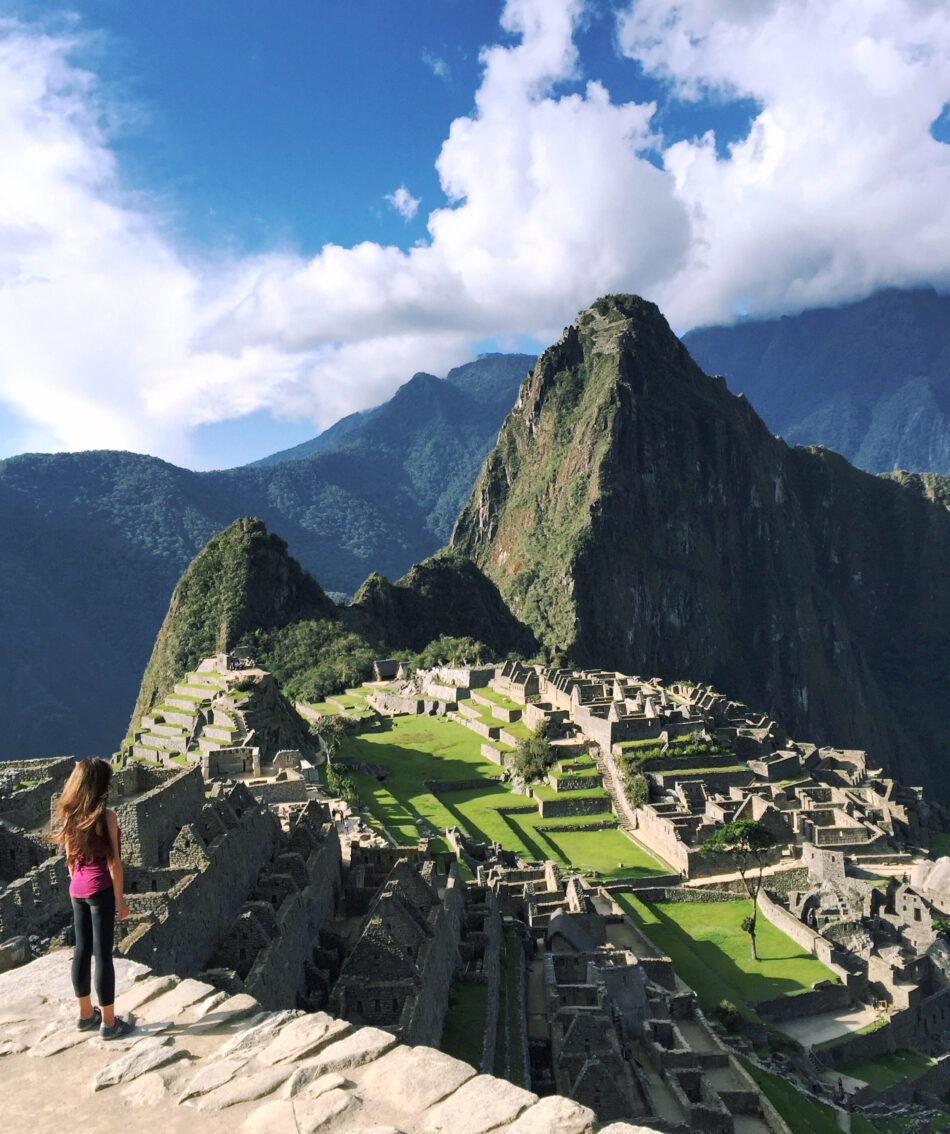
[250,779,309,805]
[651,769,753,793]
[404,867,465,1046]
[115,765,206,867]
[749,983,851,1022]
[244,824,342,1009]
[536,795,607,819]
[110,761,172,800]
[0,756,75,830]
[371,691,422,714]
[120,801,280,975]
[451,712,498,740]
[424,682,463,702]
[756,890,854,983]
[0,855,69,940]
[550,774,603,792]
[0,823,49,883]
[204,747,260,779]
[431,665,497,689]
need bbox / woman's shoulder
[104,808,119,828]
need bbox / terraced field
[337,713,669,879]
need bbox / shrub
[714,1000,741,1031]
[627,774,648,808]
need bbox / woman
[51,757,134,1039]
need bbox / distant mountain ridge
[683,287,950,475]
[0,353,533,761]
[453,294,950,798]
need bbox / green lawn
[617,896,840,1018]
[839,1050,934,1091]
[500,719,532,741]
[532,782,608,802]
[340,715,670,879]
[303,700,347,715]
[440,981,487,1068]
[459,701,506,730]
[330,693,367,709]
[471,685,522,711]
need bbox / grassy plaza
[617,895,840,1017]
[337,712,670,879]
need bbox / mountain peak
[452,295,950,797]
[129,517,335,731]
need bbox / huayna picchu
[452,294,950,800]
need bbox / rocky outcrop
[452,294,950,798]
[0,951,659,1134]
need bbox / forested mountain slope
[0,354,533,760]
[453,294,950,797]
[683,287,950,475]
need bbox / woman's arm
[104,809,129,920]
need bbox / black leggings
[71,887,116,1007]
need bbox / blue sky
[0,0,948,468]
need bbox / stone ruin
[7,654,950,1131]
[131,653,313,779]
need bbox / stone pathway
[0,951,660,1134]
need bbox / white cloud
[385,185,421,221]
[1,0,949,466]
[421,48,450,81]
[617,0,950,326]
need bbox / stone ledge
[0,952,666,1134]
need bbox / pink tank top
[69,824,120,899]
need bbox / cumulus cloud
[1,0,949,466]
[385,185,421,220]
[617,0,950,326]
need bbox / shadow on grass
[622,897,829,1013]
[499,811,548,863]
[438,795,492,846]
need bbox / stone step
[174,682,217,699]
[139,731,189,753]
[198,737,231,754]
[202,725,236,742]
[149,723,188,739]
[166,694,204,711]
[157,708,198,729]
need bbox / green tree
[308,714,346,765]
[512,723,554,782]
[626,774,648,808]
[701,819,777,960]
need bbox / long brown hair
[51,757,112,868]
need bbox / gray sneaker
[100,1016,135,1040]
[77,1007,102,1031]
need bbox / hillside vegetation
[129,517,535,738]
[1,354,532,760]
[453,294,950,798]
